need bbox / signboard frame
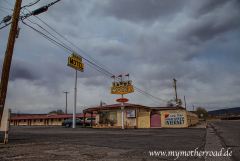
[126,110,136,118]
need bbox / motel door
[150,114,161,127]
[28,119,32,126]
[44,119,49,125]
[14,120,18,125]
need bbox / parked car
[62,118,91,127]
[85,117,95,123]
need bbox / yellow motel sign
[68,53,84,72]
[111,80,134,94]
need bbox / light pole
[63,91,69,114]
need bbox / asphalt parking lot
[0,126,207,160]
[0,123,236,161]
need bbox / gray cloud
[90,0,187,24]
[0,0,239,112]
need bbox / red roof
[85,103,149,111]
[11,113,95,120]
[84,103,185,111]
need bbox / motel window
[99,111,117,125]
[19,120,21,122]
[24,119,26,122]
[34,119,36,122]
[55,119,57,121]
[40,119,43,122]
[11,120,13,122]
[58,119,62,121]
[51,119,54,122]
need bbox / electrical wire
[3,0,14,7]
[159,89,174,106]
[15,4,169,105]
[0,8,10,14]
[0,6,13,11]
[2,0,172,106]
[24,8,119,77]
[21,21,169,105]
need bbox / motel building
[10,113,94,126]
[83,103,199,129]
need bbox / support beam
[91,112,93,127]
[83,111,86,127]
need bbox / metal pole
[73,70,77,128]
[63,91,69,114]
[122,94,124,129]
[184,95,186,110]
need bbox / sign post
[68,53,84,128]
[116,95,130,129]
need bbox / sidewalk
[189,121,207,128]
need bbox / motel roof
[11,113,95,120]
[84,103,185,112]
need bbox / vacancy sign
[68,53,84,72]
[111,80,134,94]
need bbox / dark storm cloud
[0,58,40,82]
[10,65,37,81]
[193,0,229,18]
[90,0,187,23]
[177,0,240,44]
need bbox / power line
[23,7,119,77]
[159,89,174,106]
[20,20,168,105]
[16,5,170,105]
[3,0,14,7]
[0,6,13,11]
[0,8,10,14]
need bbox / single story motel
[11,103,199,128]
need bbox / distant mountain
[208,107,240,116]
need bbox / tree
[194,107,209,118]
[167,97,183,107]
[48,109,64,115]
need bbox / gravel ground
[1,126,206,160]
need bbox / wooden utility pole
[63,92,69,114]
[173,79,178,106]
[193,105,194,112]
[0,0,22,124]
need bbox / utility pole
[63,91,69,114]
[184,95,186,110]
[0,0,22,124]
[173,79,178,107]
[193,105,194,112]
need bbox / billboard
[165,113,185,125]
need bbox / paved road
[210,121,240,161]
[0,126,206,160]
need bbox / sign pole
[121,94,124,129]
[73,69,77,128]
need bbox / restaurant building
[83,103,199,128]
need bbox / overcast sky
[0,0,239,114]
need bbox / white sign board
[126,110,136,118]
[165,113,185,125]
[0,109,11,131]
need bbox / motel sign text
[111,80,134,94]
